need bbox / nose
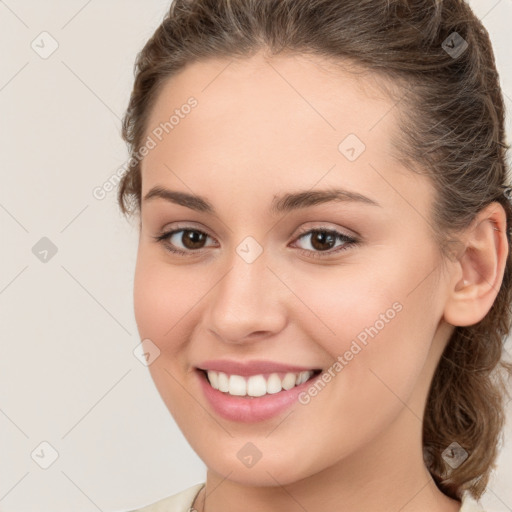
[203,248,288,344]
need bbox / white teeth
[205,370,316,397]
[247,375,267,397]
[282,372,297,390]
[207,370,219,390]
[297,371,310,385]
[217,372,229,392]
[266,373,282,394]
[228,375,246,396]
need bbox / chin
[195,439,319,487]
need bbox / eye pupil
[183,230,206,249]
[311,231,336,251]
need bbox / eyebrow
[143,185,381,214]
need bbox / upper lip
[196,359,322,376]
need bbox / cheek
[133,250,201,425]
[133,260,167,342]
[133,246,199,347]
[287,251,438,403]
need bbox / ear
[443,202,509,327]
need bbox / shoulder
[459,492,486,512]
[128,483,205,512]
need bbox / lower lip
[196,370,321,423]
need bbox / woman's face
[134,52,456,485]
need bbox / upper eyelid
[294,224,356,238]
[161,221,356,237]
[163,224,352,237]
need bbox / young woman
[118,1,512,510]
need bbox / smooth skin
[133,51,508,512]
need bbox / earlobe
[443,202,509,327]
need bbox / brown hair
[118,0,512,502]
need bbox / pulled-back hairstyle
[118,0,512,502]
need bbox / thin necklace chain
[192,486,206,512]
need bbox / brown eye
[154,227,216,255]
[180,230,208,250]
[309,230,337,251]
[292,228,358,259]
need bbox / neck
[198,406,461,512]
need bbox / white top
[129,483,486,512]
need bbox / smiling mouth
[198,368,322,398]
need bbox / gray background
[0,1,510,511]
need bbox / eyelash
[153,225,359,260]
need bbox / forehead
[139,51,429,213]
[144,51,399,142]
